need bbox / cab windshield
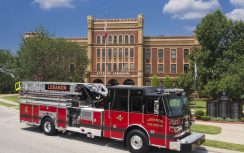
[164,95,190,117]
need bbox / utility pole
[104,20,107,86]
[194,60,197,113]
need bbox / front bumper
[169,133,205,151]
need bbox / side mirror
[154,99,159,115]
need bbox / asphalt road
[0,106,231,153]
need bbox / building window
[119,63,123,70]
[158,64,164,73]
[69,63,75,73]
[113,48,117,59]
[171,49,176,59]
[125,35,129,44]
[119,48,122,58]
[108,35,112,44]
[145,64,151,73]
[102,63,105,71]
[130,48,134,58]
[119,35,123,44]
[184,64,189,73]
[108,48,112,58]
[124,63,128,70]
[145,49,151,60]
[102,49,105,58]
[171,64,176,74]
[113,63,117,71]
[130,35,134,44]
[97,63,100,71]
[108,63,111,71]
[97,49,100,58]
[113,35,117,44]
[158,49,163,59]
[130,63,135,71]
[102,36,105,44]
[184,49,189,59]
[125,48,128,58]
[97,36,101,44]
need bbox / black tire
[41,117,56,136]
[126,129,149,153]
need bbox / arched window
[125,35,129,44]
[130,35,134,44]
[108,48,112,58]
[97,35,101,44]
[97,49,100,58]
[119,35,123,44]
[102,36,105,44]
[108,35,112,44]
[113,35,117,44]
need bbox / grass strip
[192,124,221,134]
[0,101,17,107]
[203,139,244,152]
[1,95,18,103]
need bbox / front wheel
[41,117,56,136]
[126,129,149,153]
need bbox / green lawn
[190,100,207,114]
[203,140,244,152]
[191,124,221,134]
[1,95,18,103]
[190,100,206,108]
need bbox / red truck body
[17,81,205,152]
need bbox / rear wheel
[41,117,56,135]
[126,129,149,153]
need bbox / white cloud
[226,0,244,21]
[163,0,220,20]
[33,0,74,10]
[226,8,244,21]
[184,26,196,32]
[230,0,244,8]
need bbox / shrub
[195,110,204,119]
[225,118,239,122]
[233,118,239,122]
[240,117,244,122]
[201,116,211,121]
[211,117,224,121]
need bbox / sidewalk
[195,120,244,145]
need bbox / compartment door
[20,103,33,122]
[110,89,129,139]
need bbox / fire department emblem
[24,106,28,113]
[116,114,123,122]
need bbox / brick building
[25,14,199,86]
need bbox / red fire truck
[16,81,205,153]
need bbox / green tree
[163,75,173,88]
[151,75,160,87]
[192,9,244,100]
[175,71,193,95]
[0,49,15,93]
[15,26,88,82]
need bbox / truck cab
[103,86,205,152]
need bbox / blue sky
[1,0,244,54]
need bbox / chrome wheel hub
[130,135,143,150]
[44,121,51,133]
